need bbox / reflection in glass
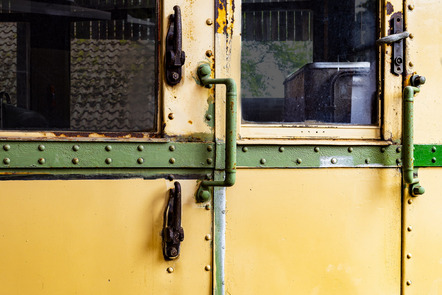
[0,0,156,131]
[241,0,378,125]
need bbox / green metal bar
[196,64,237,202]
[402,86,425,196]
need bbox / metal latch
[162,182,184,260]
[390,13,405,75]
[165,5,185,86]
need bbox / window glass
[0,0,156,131]
[241,0,377,125]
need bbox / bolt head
[205,50,213,57]
[3,144,10,151]
[167,267,174,273]
[137,145,144,151]
[207,158,213,164]
[199,190,211,202]
[348,147,353,153]
[407,253,412,259]
[105,145,112,152]
[3,158,10,165]
[168,113,174,120]
[407,226,413,232]
[206,18,213,25]
[206,114,213,121]
[105,158,112,164]
[169,158,175,164]
[406,280,412,286]
[331,158,337,164]
[314,147,320,153]
[432,146,437,153]
[38,144,45,151]
[205,234,211,241]
[242,147,248,152]
[73,145,80,151]
[207,146,213,152]
[296,158,302,164]
[260,158,266,165]
[205,265,211,271]
[279,147,285,152]
[137,158,144,164]
[205,204,211,210]
[72,158,79,164]
[169,145,175,151]
[38,158,45,165]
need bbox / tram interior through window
[0,0,156,132]
[241,0,378,126]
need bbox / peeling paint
[386,2,394,15]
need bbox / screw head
[73,145,80,151]
[3,158,10,165]
[206,18,213,25]
[38,158,45,165]
[105,145,112,152]
[3,144,10,151]
[137,158,144,164]
[72,158,79,164]
[199,190,211,202]
[38,144,45,151]
[170,72,180,82]
[137,145,144,151]
[169,145,175,151]
[105,158,112,164]
[169,158,175,164]
[331,158,337,164]
[167,267,174,273]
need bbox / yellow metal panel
[403,168,442,294]
[0,179,211,295]
[226,168,401,294]
[406,0,442,144]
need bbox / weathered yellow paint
[161,0,215,137]
[406,0,442,144]
[226,169,401,294]
[403,168,442,294]
[0,179,211,294]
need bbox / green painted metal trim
[236,145,402,168]
[0,141,215,169]
[414,145,442,167]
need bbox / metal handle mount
[162,182,184,260]
[196,64,237,202]
[402,75,426,197]
[165,5,185,86]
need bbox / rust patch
[216,0,228,35]
[386,2,394,15]
[49,131,160,139]
[188,120,193,124]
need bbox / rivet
[205,234,211,241]
[137,158,144,164]
[137,145,144,151]
[331,158,337,164]
[407,226,413,232]
[432,157,437,163]
[406,280,412,286]
[432,146,437,152]
[396,147,401,153]
[260,158,266,165]
[381,147,386,153]
[169,145,175,151]
[348,147,353,153]
[242,147,248,152]
[409,62,414,67]
[407,253,412,259]
[408,199,413,204]
[207,146,213,152]
[105,145,112,152]
[408,4,414,10]
[365,158,370,164]
[206,18,213,25]
[3,158,10,165]
[205,265,211,271]
[397,159,402,165]
[207,158,213,164]
[205,204,211,210]
[167,267,174,273]
[3,144,10,151]
[279,147,285,152]
[169,158,175,164]
[168,113,174,120]
[206,50,213,57]
[38,158,45,165]
[409,33,414,39]
[105,158,112,164]
[73,145,80,151]
[206,114,212,121]
[38,144,45,151]
[167,174,174,181]
[206,173,212,180]
[296,158,302,164]
[72,158,79,164]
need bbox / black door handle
[165,5,186,86]
[162,182,184,260]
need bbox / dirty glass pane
[241,0,378,125]
[0,0,156,132]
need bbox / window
[241,0,378,127]
[0,0,156,132]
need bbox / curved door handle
[196,64,237,202]
[165,5,186,85]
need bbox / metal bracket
[162,182,184,260]
[391,12,404,75]
[165,5,186,86]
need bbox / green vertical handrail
[402,83,425,196]
[197,64,237,202]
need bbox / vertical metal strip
[214,186,226,295]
